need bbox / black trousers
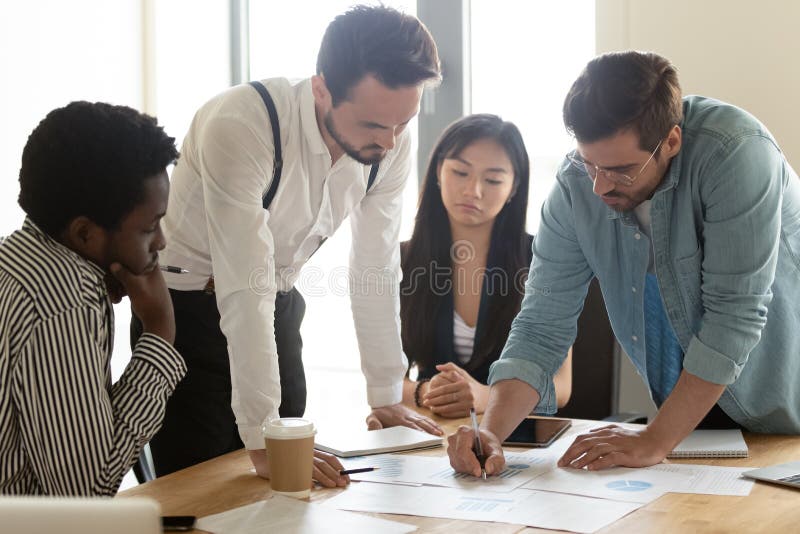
[131,287,306,477]
[696,402,742,430]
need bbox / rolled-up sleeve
[348,133,411,408]
[683,134,784,385]
[489,172,594,414]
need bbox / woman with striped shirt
[0,102,185,495]
[398,114,571,418]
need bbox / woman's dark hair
[18,101,178,237]
[400,114,530,376]
[316,4,441,106]
[563,51,683,152]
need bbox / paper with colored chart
[322,482,642,534]
[342,451,553,492]
[522,464,691,504]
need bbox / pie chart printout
[605,480,653,492]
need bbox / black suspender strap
[367,163,379,192]
[249,81,283,210]
[249,80,380,211]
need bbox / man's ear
[61,216,108,264]
[311,74,332,110]
[662,124,682,159]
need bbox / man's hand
[312,449,349,487]
[557,370,726,471]
[447,425,505,477]
[423,363,490,417]
[557,424,670,470]
[104,272,127,304]
[249,448,349,488]
[249,449,270,479]
[365,403,443,436]
[110,262,175,344]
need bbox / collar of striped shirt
[17,216,106,279]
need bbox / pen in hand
[159,265,190,274]
[470,408,487,480]
[339,467,380,476]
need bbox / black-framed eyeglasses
[567,139,663,186]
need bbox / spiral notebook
[668,429,749,458]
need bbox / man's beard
[324,112,386,165]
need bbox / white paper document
[343,451,553,493]
[522,464,691,504]
[195,495,417,534]
[503,489,643,533]
[648,463,755,496]
[323,481,641,533]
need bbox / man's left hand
[366,403,443,436]
[557,424,670,470]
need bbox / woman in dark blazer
[400,114,571,418]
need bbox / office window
[0,0,143,238]
[471,0,595,232]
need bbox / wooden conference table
[120,416,800,532]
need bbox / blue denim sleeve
[489,170,594,414]
[684,134,784,385]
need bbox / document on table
[323,481,642,534]
[522,464,691,504]
[343,451,553,493]
[195,495,416,534]
[649,463,755,496]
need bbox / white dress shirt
[161,77,410,450]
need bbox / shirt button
[632,335,639,342]
[632,287,637,293]
[634,233,641,240]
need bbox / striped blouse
[0,218,185,496]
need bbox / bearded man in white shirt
[132,5,442,484]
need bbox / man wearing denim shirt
[448,51,800,476]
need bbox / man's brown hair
[563,51,683,152]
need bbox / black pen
[160,265,190,274]
[339,467,379,475]
[470,408,487,480]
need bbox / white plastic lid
[262,417,316,439]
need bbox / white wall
[596,0,800,167]
[596,0,800,418]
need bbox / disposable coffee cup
[263,418,316,499]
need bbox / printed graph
[352,456,405,478]
[606,480,653,492]
[454,496,514,512]
[431,463,531,481]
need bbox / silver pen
[159,265,190,274]
[470,408,487,480]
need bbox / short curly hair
[18,101,178,236]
